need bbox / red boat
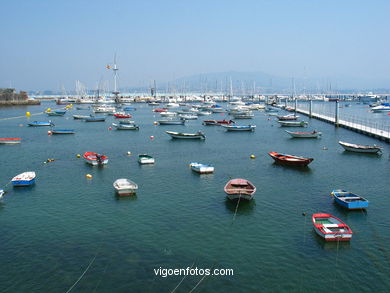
[312,213,353,242]
[0,138,21,144]
[203,119,235,126]
[268,152,313,167]
[114,113,132,118]
[83,152,109,166]
[153,108,167,112]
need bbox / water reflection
[312,231,352,251]
[224,197,255,216]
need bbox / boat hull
[0,138,21,144]
[313,226,352,242]
[190,163,214,174]
[12,178,35,187]
[158,120,185,125]
[166,131,205,139]
[285,131,321,138]
[268,152,313,167]
[339,143,382,153]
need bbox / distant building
[0,88,39,105]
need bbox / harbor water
[0,102,389,292]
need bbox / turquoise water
[0,102,389,293]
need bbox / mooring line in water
[231,193,242,225]
[170,262,196,293]
[187,263,215,293]
[64,253,97,293]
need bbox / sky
[1,0,389,91]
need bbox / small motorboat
[268,152,314,167]
[73,115,90,120]
[83,152,109,166]
[197,110,212,116]
[118,120,135,125]
[85,117,106,122]
[224,178,256,201]
[231,112,254,119]
[222,125,256,131]
[331,189,369,210]
[278,121,308,127]
[138,154,155,164]
[277,114,299,120]
[179,114,198,120]
[11,171,36,187]
[285,130,322,138]
[0,138,22,144]
[190,162,214,174]
[160,111,177,117]
[114,113,132,118]
[51,129,75,134]
[339,141,383,154]
[112,123,139,130]
[28,121,54,127]
[113,178,138,196]
[312,213,353,242]
[46,110,66,116]
[158,119,185,125]
[166,131,205,139]
[371,103,390,112]
[202,120,235,126]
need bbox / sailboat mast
[112,54,120,103]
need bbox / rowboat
[158,119,185,125]
[11,171,36,187]
[73,115,90,120]
[224,178,256,201]
[0,138,21,144]
[203,120,234,126]
[138,154,155,164]
[160,111,177,117]
[153,108,167,112]
[339,141,383,153]
[83,152,109,165]
[166,131,205,139]
[179,114,198,120]
[285,130,321,138]
[46,110,66,116]
[189,162,214,174]
[268,152,314,167]
[277,114,299,120]
[231,112,254,119]
[113,178,138,196]
[312,213,353,242]
[28,121,54,127]
[222,125,256,131]
[278,121,308,127]
[51,129,75,134]
[112,123,139,130]
[331,189,369,210]
[85,117,106,122]
[118,120,135,125]
[114,113,132,118]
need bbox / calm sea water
[0,102,389,293]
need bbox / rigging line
[64,253,98,293]
[170,262,196,293]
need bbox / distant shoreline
[0,100,40,106]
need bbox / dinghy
[312,213,353,242]
[189,162,214,174]
[278,121,308,127]
[51,129,75,134]
[331,189,369,210]
[285,130,321,138]
[166,131,205,139]
[28,121,54,127]
[222,125,256,131]
[83,152,109,165]
[224,178,256,201]
[339,141,382,154]
[0,138,21,144]
[138,154,155,164]
[113,178,138,196]
[11,171,36,187]
[268,152,313,167]
[112,123,139,130]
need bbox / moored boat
[278,120,308,127]
[338,141,383,153]
[331,189,369,210]
[11,171,36,187]
[114,113,132,118]
[285,130,321,138]
[28,121,54,127]
[224,178,256,201]
[85,117,106,122]
[158,119,185,125]
[118,120,135,125]
[231,112,254,119]
[138,154,155,164]
[83,152,109,165]
[312,213,353,242]
[222,125,256,131]
[112,123,139,130]
[166,131,205,139]
[189,162,214,174]
[268,152,314,166]
[113,178,138,196]
[202,119,234,126]
[277,114,299,120]
[0,138,22,144]
[51,129,75,134]
[73,115,90,120]
[46,110,66,116]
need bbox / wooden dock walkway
[293,108,390,143]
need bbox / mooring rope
[64,253,98,293]
[170,262,196,293]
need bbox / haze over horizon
[1,0,389,91]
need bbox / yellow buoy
[26,112,31,117]
[86,174,93,179]
[46,108,51,112]
[250,154,256,159]
[76,154,81,158]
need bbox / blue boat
[51,129,75,134]
[85,117,106,122]
[47,110,66,116]
[331,189,369,210]
[28,121,54,127]
[11,172,36,187]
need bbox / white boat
[93,106,115,113]
[371,104,390,112]
[112,123,139,130]
[222,125,256,131]
[179,114,198,120]
[339,141,383,153]
[190,162,214,174]
[166,103,180,108]
[158,119,185,125]
[160,111,177,117]
[11,171,36,186]
[285,130,322,138]
[113,178,138,196]
[0,189,4,199]
[138,154,155,164]
[231,112,254,119]
[166,131,205,139]
[278,121,308,127]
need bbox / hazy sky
[1,0,389,90]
